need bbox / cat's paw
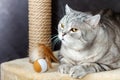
[58,64,73,74]
[69,66,87,79]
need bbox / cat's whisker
[52,38,60,49]
[53,38,59,46]
[48,35,58,43]
[51,35,58,41]
[52,34,57,36]
[57,39,61,44]
[55,27,58,31]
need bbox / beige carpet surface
[1,58,120,80]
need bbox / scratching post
[29,0,52,53]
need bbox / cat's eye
[61,24,64,28]
[70,28,78,32]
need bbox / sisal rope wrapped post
[29,0,52,53]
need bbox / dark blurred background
[0,0,28,63]
[0,0,120,63]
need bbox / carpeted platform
[1,58,120,80]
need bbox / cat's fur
[58,5,120,79]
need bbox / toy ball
[33,59,48,72]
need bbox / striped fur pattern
[58,5,120,79]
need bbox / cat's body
[58,5,120,79]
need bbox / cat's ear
[85,14,101,28]
[65,4,74,14]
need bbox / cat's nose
[62,33,66,36]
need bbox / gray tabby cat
[58,5,120,79]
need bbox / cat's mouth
[62,37,66,42]
[62,38,64,40]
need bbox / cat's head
[58,5,101,50]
